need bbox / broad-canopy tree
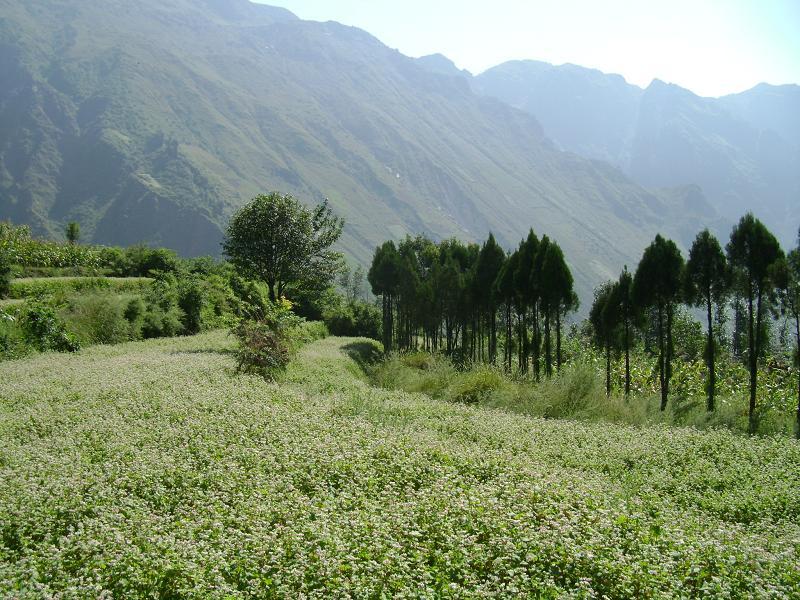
[726,213,785,434]
[684,229,730,411]
[632,234,684,411]
[224,192,344,303]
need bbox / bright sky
[259,0,800,97]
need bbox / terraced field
[1,333,798,597]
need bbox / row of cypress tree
[591,213,800,436]
[367,230,577,380]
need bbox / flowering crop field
[1,333,799,597]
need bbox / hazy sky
[259,0,800,97]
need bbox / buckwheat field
[1,332,798,598]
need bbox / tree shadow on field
[343,341,383,374]
[169,347,235,357]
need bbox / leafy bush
[231,299,308,380]
[141,276,185,339]
[324,301,381,339]
[8,277,151,299]
[447,366,505,404]
[0,252,11,299]
[19,299,80,353]
[177,277,204,335]
[231,320,291,380]
[62,294,134,345]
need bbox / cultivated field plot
[1,333,799,597]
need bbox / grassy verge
[8,277,152,299]
[372,352,797,436]
[0,334,798,597]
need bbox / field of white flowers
[1,332,799,597]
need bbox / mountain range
[0,0,796,304]
[472,60,800,244]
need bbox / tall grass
[372,353,796,436]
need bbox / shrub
[447,367,505,404]
[19,299,80,353]
[178,277,204,335]
[232,320,291,380]
[141,274,185,339]
[62,294,133,345]
[231,298,307,380]
[0,253,11,299]
[324,301,381,339]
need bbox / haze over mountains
[0,0,796,302]
[472,60,800,244]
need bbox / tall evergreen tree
[684,229,730,411]
[606,267,638,396]
[632,234,684,411]
[590,282,617,396]
[475,233,506,363]
[539,241,577,374]
[513,231,540,374]
[726,214,785,434]
[494,250,519,372]
[368,241,401,353]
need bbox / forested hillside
[1,0,722,303]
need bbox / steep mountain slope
[1,0,720,301]
[475,61,799,244]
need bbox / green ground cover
[7,277,152,299]
[0,333,798,597]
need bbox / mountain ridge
[0,0,753,305]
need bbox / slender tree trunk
[490,308,497,364]
[747,288,757,434]
[794,315,799,439]
[544,310,552,378]
[658,305,667,411]
[505,303,512,372]
[624,315,630,396]
[532,304,540,382]
[521,311,529,373]
[666,304,674,401]
[706,293,716,411]
[605,341,611,396]
[267,279,277,303]
[749,292,763,435]
[555,309,562,372]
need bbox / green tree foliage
[605,267,639,396]
[474,233,506,363]
[684,229,730,411]
[726,213,785,434]
[224,193,344,303]
[367,231,576,372]
[66,222,80,245]
[0,247,11,299]
[632,234,684,411]
[590,282,618,396]
[539,240,578,375]
[368,240,401,353]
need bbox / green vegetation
[7,277,152,300]
[1,333,798,596]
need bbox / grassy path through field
[1,332,799,597]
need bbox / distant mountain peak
[415,54,471,78]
